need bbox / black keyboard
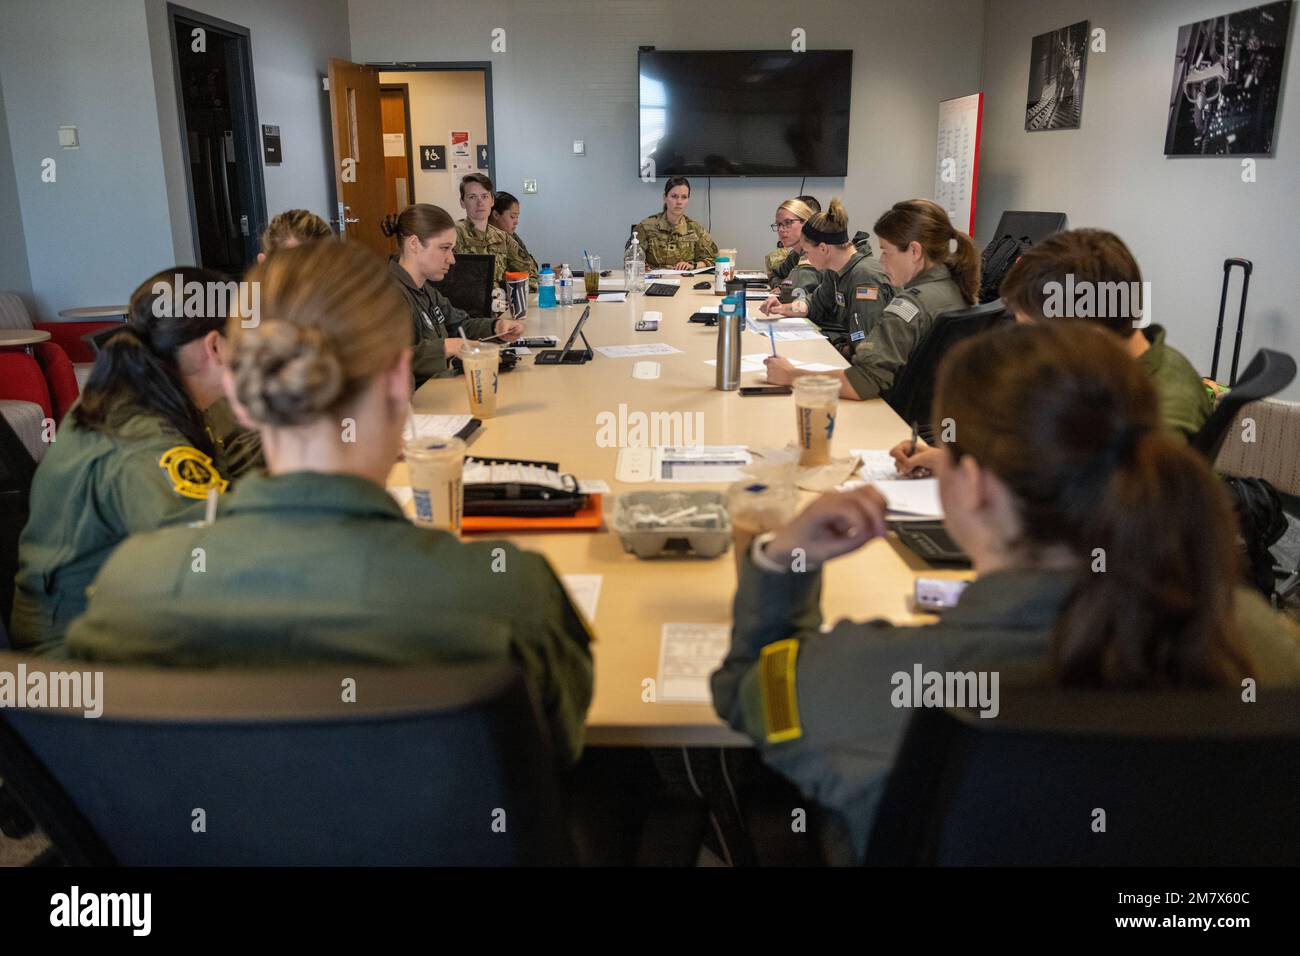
[645,283,680,297]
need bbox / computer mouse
[693,280,712,290]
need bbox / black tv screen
[638,49,852,178]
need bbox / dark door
[170,6,266,274]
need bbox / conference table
[392,277,967,747]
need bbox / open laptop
[431,254,495,317]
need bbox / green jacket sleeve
[510,551,595,764]
[107,443,212,534]
[844,297,925,399]
[204,398,264,479]
[693,228,718,266]
[411,327,450,383]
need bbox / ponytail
[72,267,225,456]
[947,229,980,304]
[933,321,1255,689]
[381,203,456,248]
[802,197,851,247]
[875,198,980,304]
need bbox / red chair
[0,353,53,421]
[32,343,80,422]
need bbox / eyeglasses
[770,219,802,232]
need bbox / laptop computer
[431,253,496,317]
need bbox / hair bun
[232,319,344,426]
[379,213,400,238]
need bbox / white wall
[0,0,350,319]
[379,69,488,213]
[0,0,178,318]
[978,0,1300,395]
[348,0,987,271]
[0,70,33,300]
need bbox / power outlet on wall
[523,179,538,194]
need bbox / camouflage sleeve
[505,234,538,290]
[692,226,717,266]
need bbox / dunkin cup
[718,248,738,279]
[404,437,465,532]
[793,375,841,467]
[460,340,500,418]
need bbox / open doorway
[373,65,494,214]
[168,3,267,274]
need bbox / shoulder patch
[158,446,228,500]
[760,639,802,743]
[855,284,879,301]
[884,298,921,323]
[834,290,846,307]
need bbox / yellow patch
[760,639,802,743]
[158,446,228,500]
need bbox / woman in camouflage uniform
[634,177,718,270]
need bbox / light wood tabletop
[0,328,52,347]
[391,280,966,746]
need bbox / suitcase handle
[1211,258,1253,386]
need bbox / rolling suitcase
[1209,257,1253,389]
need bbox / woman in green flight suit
[716,321,1300,862]
[66,240,595,763]
[11,267,241,654]
[757,198,893,357]
[382,203,523,388]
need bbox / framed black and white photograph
[1025,20,1089,131]
[1164,0,1294,155]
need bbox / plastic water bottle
[558,263,573,307]
[538,263,556,308]
[625,237,645,295]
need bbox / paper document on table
[704,352,770,373]
[598,277,625,290]
[796,361,841,371]
[403,414,473,442]
[657,623,731,702]
[735,271,767,281]
[852,449,904,482]
[561,574,602,625]
[873,478,943,517]
[645,277,680,286]
[656,445,752,482]
[595,343,682,358]
[596,292,627,302]
[695,305,720,315]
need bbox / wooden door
[326,58,389,258]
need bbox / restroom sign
[419,145,446,170]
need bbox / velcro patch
[885,298,921,323]
[850,329,866,342]
[159,446,228,500]
[855,285,879,301]
[834,291,846,307]
[760,639,802,743]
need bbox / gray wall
[0,0,349,320]
[0,71,33,300]
[348,0,987,270]
[0,0,177,319]
[144,0,352,263]
[978,0,1300,394]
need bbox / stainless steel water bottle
[716,293,742,390]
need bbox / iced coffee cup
[727,480,799,579]
[460,340,500,418]
[793,375,840,467]
[404,436,465,532]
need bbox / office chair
[1192,348,1296,462]
[883,299,1011,441]
[432,254,497,317]
[864,688,1300,865]
[0,655,575,865]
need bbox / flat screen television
[638,49,852,178]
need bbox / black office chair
[1192,348,1297,461]
[0,655,575,865]
[883,299,1011,441]
[865,688,1300,865]
[432,253,497,317]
